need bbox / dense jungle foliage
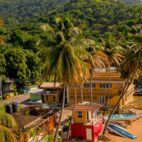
[0,0,142,88]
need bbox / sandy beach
[100,118,142,142]
[68,118,142,142]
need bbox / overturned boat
[108,123,137,139]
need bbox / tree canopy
[0,0,141,89]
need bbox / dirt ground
[99,118,142,142]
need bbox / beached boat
[108,120,126,128]
[108,123,137,139]
[105,113,139,121]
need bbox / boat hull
[108,123,137,139]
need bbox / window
[53,96,56,101]
[92,83,96,88]
[77,111,82,118]
[100,83,112,88]
[106,83,109,88]
[46,96,48,101]
[84,83,90,88]
[84,83,96,88]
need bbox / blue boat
[105,113,139,121]
[111,114,136,118]
[108,123,137,139]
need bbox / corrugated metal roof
[66,102,102,111]
[28,88,43,94]
[39,82,62,88]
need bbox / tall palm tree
[84,40,108,103]
[0,112,17,142]
[41,17,90,142]
[103,40,123,115]
[66,41,106,142]
[103,43,142,135]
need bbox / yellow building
[68,68,135,107]
[39,82,63,104]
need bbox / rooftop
[28,88,43,94]
[66,102,102,111]
[39,82,62,89]
[12,105,57,129]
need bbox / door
[86,128,92,141]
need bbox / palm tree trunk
[102,76,134,135]
[66,85,77,142]
[81,84,83,103]
[103,66,111,116]
[54,85,66,142]
[90,68,93,103]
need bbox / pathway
[2,94,30,104]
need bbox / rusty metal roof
[39,82,62,88]
[66,102,102,111]
[12,106,57,129]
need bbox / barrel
[5,103,13,114]
[12,102,18,113]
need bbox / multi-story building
[68,68,135,107]
[39,82,63,104]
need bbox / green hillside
[0,0,69,22]
[0,0,141,89]
[0,0,141,41]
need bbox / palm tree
[0,112,17,142]
[103,39,123,115]
[41,17,90,142]
[102,43,142,135]
[84,40,108,103]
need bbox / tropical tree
[66,39,108,142]
[103,38,123,115]
[0,112,17,142]
[103,43,142,135]
[0,19,6,44]
[41,17,90,142]
[84,39,108,103]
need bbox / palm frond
[0,125,17,142]
[0,113,17,128]
[40,24,55,33]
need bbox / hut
[28,87,43,101]
[12,105,58,142]
[67,102,103,142]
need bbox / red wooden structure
[68,102,103,142]
[71,121,103,142]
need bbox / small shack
[28,87,43,101]
[67,102,103,142]
[12,105,58,142]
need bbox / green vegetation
[0,112,18,142]
[41,16,90,142]
[0,104,5,112]
[0,0,142,140]
[0,0,141,89]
